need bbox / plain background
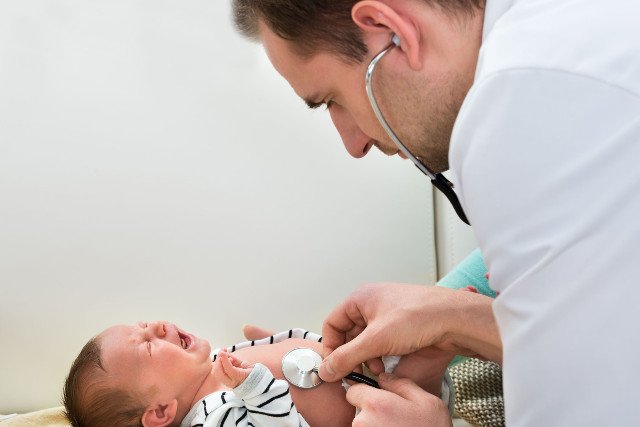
[0,1,437,412]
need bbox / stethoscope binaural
[282,348,379,389]
[365,34,470,225]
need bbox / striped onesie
[180,329,320,427]
[180,329,451,425]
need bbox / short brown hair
[63,337,146,427]
[232,0,485,62]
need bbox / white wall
[0,1,436,412]
[434,174,478,279]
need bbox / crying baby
[62,322,355,427]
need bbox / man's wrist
[448,291,502,364]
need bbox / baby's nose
[152,321,167,338]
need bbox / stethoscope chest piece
[282,347,324,389]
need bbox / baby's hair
[63,337,146,427]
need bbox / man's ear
[351,0,422,70]
[141,399,178,427]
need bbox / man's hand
[347,373,452,427]
[320,283,501,382]
[214,350,255,388]
[392,347,456,396]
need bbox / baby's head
[63,321,212,427]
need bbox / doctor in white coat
[232,0,640,425]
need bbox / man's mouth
[178,331,192,350]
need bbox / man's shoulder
[476,0,640,94]
[450,0,640,168]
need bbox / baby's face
[99,321,212,401]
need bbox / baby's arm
[232,338,354,426]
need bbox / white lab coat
[450,0,640,425]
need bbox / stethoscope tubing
[284,347,381,389]
[365,37,470,225]
[344,371,380,388]
[310,368,380,388]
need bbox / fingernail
[320,360,335,379]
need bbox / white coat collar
[482,0,517,40]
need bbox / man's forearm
[447,291,502,364]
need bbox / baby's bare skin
[232,338,355,426]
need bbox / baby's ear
[141,399,178,427]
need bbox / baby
[63,322,355,427]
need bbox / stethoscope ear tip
[391,34,401,47]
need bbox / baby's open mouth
[178,331,192,350]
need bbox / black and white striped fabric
[179,329,320,427]
[211,329,322,361]
[203,328,454,423]
[180,363,310,427]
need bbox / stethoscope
[283,36,470,390]
[282,348,379,389]
[282,347,456,416]
[365,34,470,225]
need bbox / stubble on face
[374,60,472,174]
[258,15,478,172]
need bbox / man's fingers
[321,301,357,358]
[378,373,430,402]
[321,293,374,352]
[346,383,406,425]
[365,357,385,375]
[345,383,383,409]
[349,375,451,427]
[378,373,452,425]
[319,330,377,382]
[242,324,275,341]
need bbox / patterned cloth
[438,249,505,426]
[448,358,505,427]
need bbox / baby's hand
[215,350,255,388]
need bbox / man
[232,0,640,425]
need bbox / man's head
[233,0,485,172]
[63,321,212,427]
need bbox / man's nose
[329,106,373,158]
[342,129,374,158]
